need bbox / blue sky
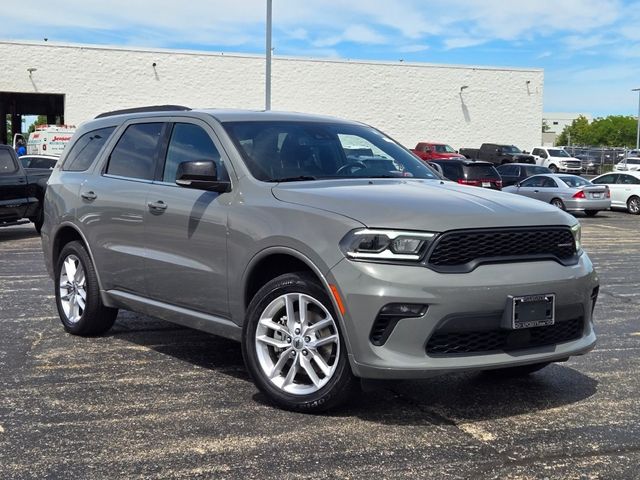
[2,0,639,117]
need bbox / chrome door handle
[81,191,97,201]
[147,200,167,212]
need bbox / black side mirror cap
[176,160,231,193]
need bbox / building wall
[1,41,544,149]
[543,112,592,134]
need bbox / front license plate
[510,294,555,329]
[482,182,491,187]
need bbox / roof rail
[95,105,191,119]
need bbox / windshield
[224,121,440,181]
[559,176,591,188]
[434,144,456,153]
[501,145,522,154]
[526,165,551,175]
[548,149,570,158]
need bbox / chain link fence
[562,146,638,175]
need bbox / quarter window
[63,127,115,171]
[619,175,640,185]
[163,123,225,183]
[106,123,163,180]
[0,150,18,173]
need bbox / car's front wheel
[242,272,357,412]
[55,241,118,336]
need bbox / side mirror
[176,160,231,193]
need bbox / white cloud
[313,25,388,48]
[397,44,430,53]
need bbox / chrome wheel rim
[629,198,640,214]
[552,199,563,209]
[255,293,340,395]
[59,254,87,324]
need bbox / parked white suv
[531,147,582,174]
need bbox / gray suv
[42,107,599,412]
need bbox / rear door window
[63,127,116,172]
[106,123,163,180]
[619,174,640,185]
[592,174,618,184]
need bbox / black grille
[426,317,584,355]
[427,227,576,272]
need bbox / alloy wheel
[59,254,87,324]
[629,197,640,214]
[254,293,340,395]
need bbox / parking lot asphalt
[1,211,639,480]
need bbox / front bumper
[328,254,598,379]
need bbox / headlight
[571,223,581,251]
[340,229,436,262]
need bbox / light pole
[265,0,272,111]
[633,88,640,150]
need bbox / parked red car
[411,142,465,161]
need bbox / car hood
[272,179,573,231]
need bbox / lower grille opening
[426,317,584,356]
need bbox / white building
[1,40,544,150]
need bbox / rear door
[616,174,640,206]
[81,121,166,295]
[143,120,231,316]
[0,147,29,221]
[592,174,621,206]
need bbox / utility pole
[265,0,273,111]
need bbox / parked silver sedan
[503,174,611,216]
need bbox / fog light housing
[370,303,428,346]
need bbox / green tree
[589,115,637,147]
[26,115,48,139]
[556,115,591,146]
[542,120,550,132]
[556,114,637,147]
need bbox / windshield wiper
[271,175,318,183]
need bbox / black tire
[549,164,558,173]
[55,241,118,336]
[33,207,44,234]
[627,196,640,215]
[482,362,550,378]
[242,272,358,412]
[550,198,565,210]
[584,210,598,217]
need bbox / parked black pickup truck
[0,145,54,233]
[459,143,536,165]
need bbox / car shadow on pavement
[332,365,598,425]
[0,227,39,243]
[108,312,598,423]
[107,312,251,382]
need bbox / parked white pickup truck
[530,147,582,173]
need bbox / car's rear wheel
[550,198,565,210]
[55,241,118,336]
[242,272,357,412]
[627,196,640,215]
[482,362,551,378]
[584,210,598,217]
